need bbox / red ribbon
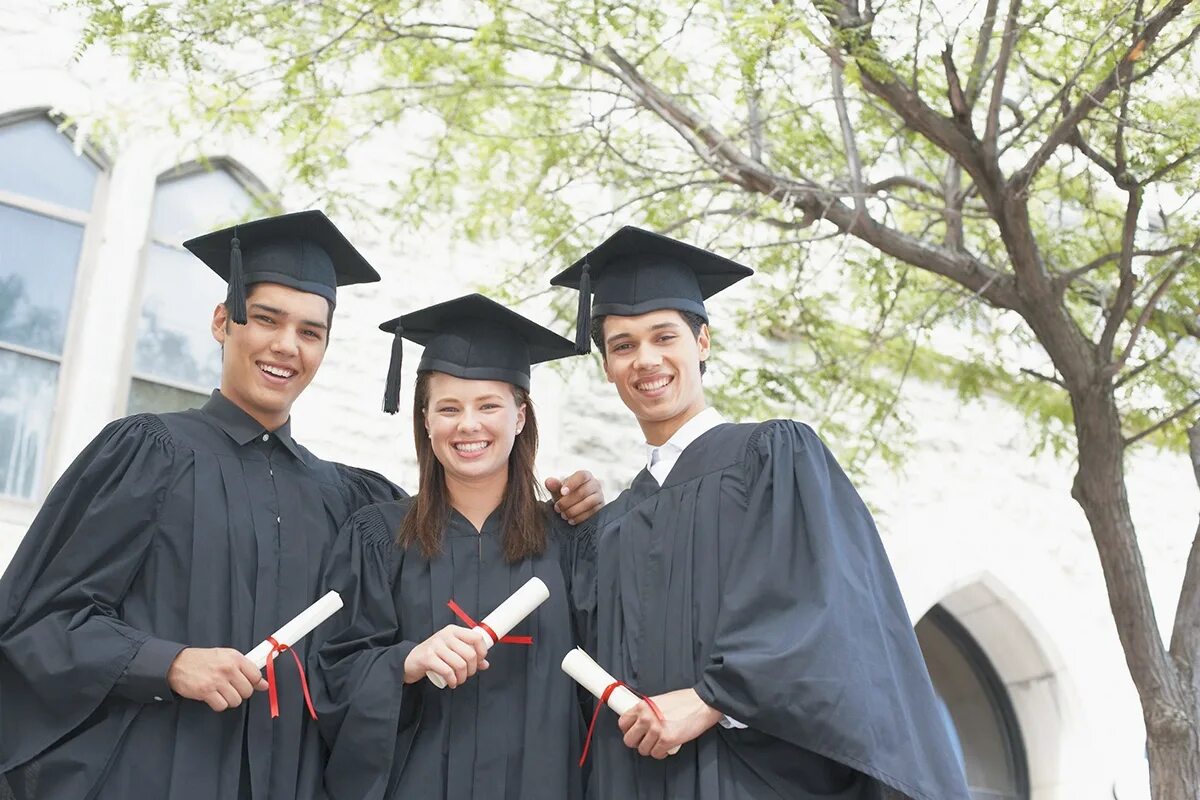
[446,599,533,645]
[579,680,665,766]
[265,636,317,720]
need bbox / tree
[73,0,1200,794]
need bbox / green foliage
[67,0,1200,465]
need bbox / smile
[635,376,673,392]
[258,362,297,379]
[453,441,491,453]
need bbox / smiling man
[552,227,969,800]
[0,210,600,800]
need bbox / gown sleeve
[0,414,182,772]
[558,511,598,656]
[311,505,421,800]
[691,420,970,800]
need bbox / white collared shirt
[643,406,746,730]
[645,407,726,485]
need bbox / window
[0,114,101,499]
[916,605,1030,800]
[127,164,264,414]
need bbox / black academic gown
[312,498,586,800]
[0,391,402,800]
[577,419,969,800]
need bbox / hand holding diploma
[619,688,722,760]
[417,577,550,689]
[242,590,343,719]
[561,648,681,761]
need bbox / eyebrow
[605,320,682,346]
[432,393,505,405]
[249,303,329,331]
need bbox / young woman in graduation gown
[311,294,593,800]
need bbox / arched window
[127,162,266,414]
[0,113,102,499]
[916,604,1030,799]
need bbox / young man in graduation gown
[0,211,604,800]
[551,227,971,800]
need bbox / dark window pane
[0,118,100,211]
[0,349,57,499]
[916,610,1026,799]
[0,203,84,355]
[127,379,208,416]
[132,243,224,388]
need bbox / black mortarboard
[183,210,380,325]
[549,226,753,353]
[379,293,577,414]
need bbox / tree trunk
[1070,385,1200,798]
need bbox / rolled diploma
[428,576,550,688]
[561,648,679,754]
[244,590,344,670]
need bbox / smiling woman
[311,293,595,800]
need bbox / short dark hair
[590,309,708,375]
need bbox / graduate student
[551,227,971,800]
[0,211,602,800]
[313,294,591,800]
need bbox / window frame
[120,157,276,415]
[0,108,109,503]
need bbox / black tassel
[382,325,404,414]
[228,231,247,325]
[575,260,592,354]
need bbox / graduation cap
[379,293,578,414]
[183,210,380,325]
[549,226,753,353]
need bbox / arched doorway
[917,604,1030,799]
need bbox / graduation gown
[0,391,402,800]
[578,419,969,800]
[312,498,587,800]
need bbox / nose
[633,347,661,371]
[269,327,300,357]
[457,410,482,432]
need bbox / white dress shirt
[644,407,746,730]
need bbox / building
[1,3,1196,797]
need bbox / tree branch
[1013,0,1194,188]
[1169,421,1200,674]
[1099,188,1143,359]
[965,0,1002,108]
[831,54,867,215]
[1125,397,1200,447]
[1109,255,1190,375]
[985,0,1022,149]
[602,42,1021,311]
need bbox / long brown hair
[397,371,548,563]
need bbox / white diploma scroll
[428,576,550,689]
[561,647,679,755]
[244,590,344,670]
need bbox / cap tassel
[575,260,592,354]
[228,232,248,325]
[382,325,404,414]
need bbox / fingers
[237,656,265,690]
[204,692,229,712]
[544,476,563,496]
[229,670,256,701]
[448,626,490,662]
[217,682,244,710]
[424,654,458,688]
[558,489,603,524]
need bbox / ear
[515,403,527,434]
[697,323,711,362]
[212,303,229,345]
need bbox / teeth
[260,364,296,378]
[637,377,671,391]
[455,442,489,452]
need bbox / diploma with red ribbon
[561,647,678,763]
[244,590,343,719]
[427,576,550,688]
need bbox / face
[212,282,330,428]
[424,373,526,487]
[601,309,710,445]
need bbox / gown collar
[201,390,305,461]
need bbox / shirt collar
[645,406,726,469]
[201,390,304,461]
